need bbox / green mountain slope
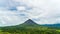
[0,19,60,34]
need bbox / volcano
[23,19,37,25]
[20,19,39,26]
[0,19,59,34]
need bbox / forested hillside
[0,19,60,34]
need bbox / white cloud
[0,10,28,26]
[17,6,26,11]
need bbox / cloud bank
[15,0,60,24]
[0,0,60,26]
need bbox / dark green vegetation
[0,19,60,34]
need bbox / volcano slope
[0,19,60,34]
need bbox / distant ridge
[43,24,60,27]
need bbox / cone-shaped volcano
[24,19,37,25]
[20,19,39,26]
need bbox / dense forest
[0,26,60,34]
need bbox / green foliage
[0,26,60,34]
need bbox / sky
[0,0,60,26]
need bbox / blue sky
[0,0,60,26]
